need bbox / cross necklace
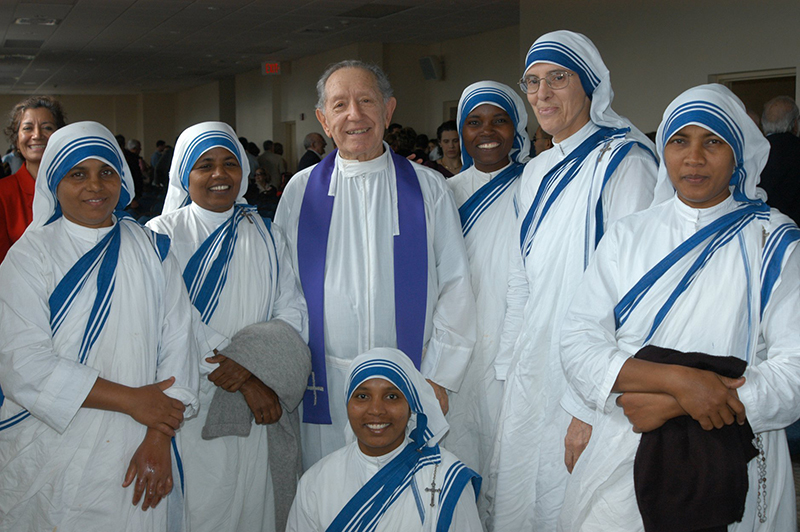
[424,464,441,507]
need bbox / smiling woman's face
[187,147,242,212]
[347,378,411,457]
[17,107,57,165]
[461,104,515,173]
[57,158,121,228]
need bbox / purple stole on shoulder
[297,149,428,424]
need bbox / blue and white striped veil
[652,84,770,206]
[345,348,449,449]
[162,121,250,214]
[456,81,530,169]
[31,121,133,229]
[523,30,654,152]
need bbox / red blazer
[0,163,35,263]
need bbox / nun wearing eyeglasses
[487,30,659,531]
[559,84,800,531]
[443,81,529,491]
[0,122,200,531]
[286,347,482,532]
[146,122,309,532]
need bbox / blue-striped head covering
[344,348,449,449]
[31,121,133,229]
[456,80,530,169]
[163,121,249,213]
[653,84,769,206]
[523,30,653,150]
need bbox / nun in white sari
[147,121,308,532]
[287,348,482,532]
[487,30,658,531]
[444,81,529,486]
[560,84,800,531]
[0,121,199,531]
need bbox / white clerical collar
[553,120,600,157]
[189,201,234,224]
[355,435,410,472]
[62,215,116,244]
[337,143,391,179]
[472,161,512,181]
[672,192,737,229]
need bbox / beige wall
[0,94,146,152]
[175,81,220,134]
[519,0,800,134]
[235,69,276,147]
[140,92,177,154]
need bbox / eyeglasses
[518,71,574,94]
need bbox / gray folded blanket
[202,319,311,532]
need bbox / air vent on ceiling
[4,39,45,49]
[15,17,60,26]
[338,4,410,18]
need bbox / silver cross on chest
[424,464,441,507]
[598,141,614,162]
[306,371,325,405]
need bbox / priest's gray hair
[316,60,393,112]
[761,95,800,136]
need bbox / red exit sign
[262,62,281,75]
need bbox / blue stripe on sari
[520,127,626,260]
[761,222,800,316]
[593,141,658,248]
[182,204,263,324]
[614,202,769,343]
[326,442,441,532]
[458,162,523,237]
[435,461,481,532]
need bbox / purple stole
[297,149,428,424]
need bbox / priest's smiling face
[315,67,397,162]
[188,147,242,213]
[461,103,515,173]
[347,378,411,457]
[525,62,591,144]
[57,157,121,228]
[664,125,734,209]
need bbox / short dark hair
[264,140,274,151]
[393,127,418,157]
[156,139,166,147]
[436,120,457,141]
[5,95,67,156]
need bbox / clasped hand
[617,366,746,433]
[128,377,185,437]
[206,351,252,392]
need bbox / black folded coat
[632,345,759,532]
